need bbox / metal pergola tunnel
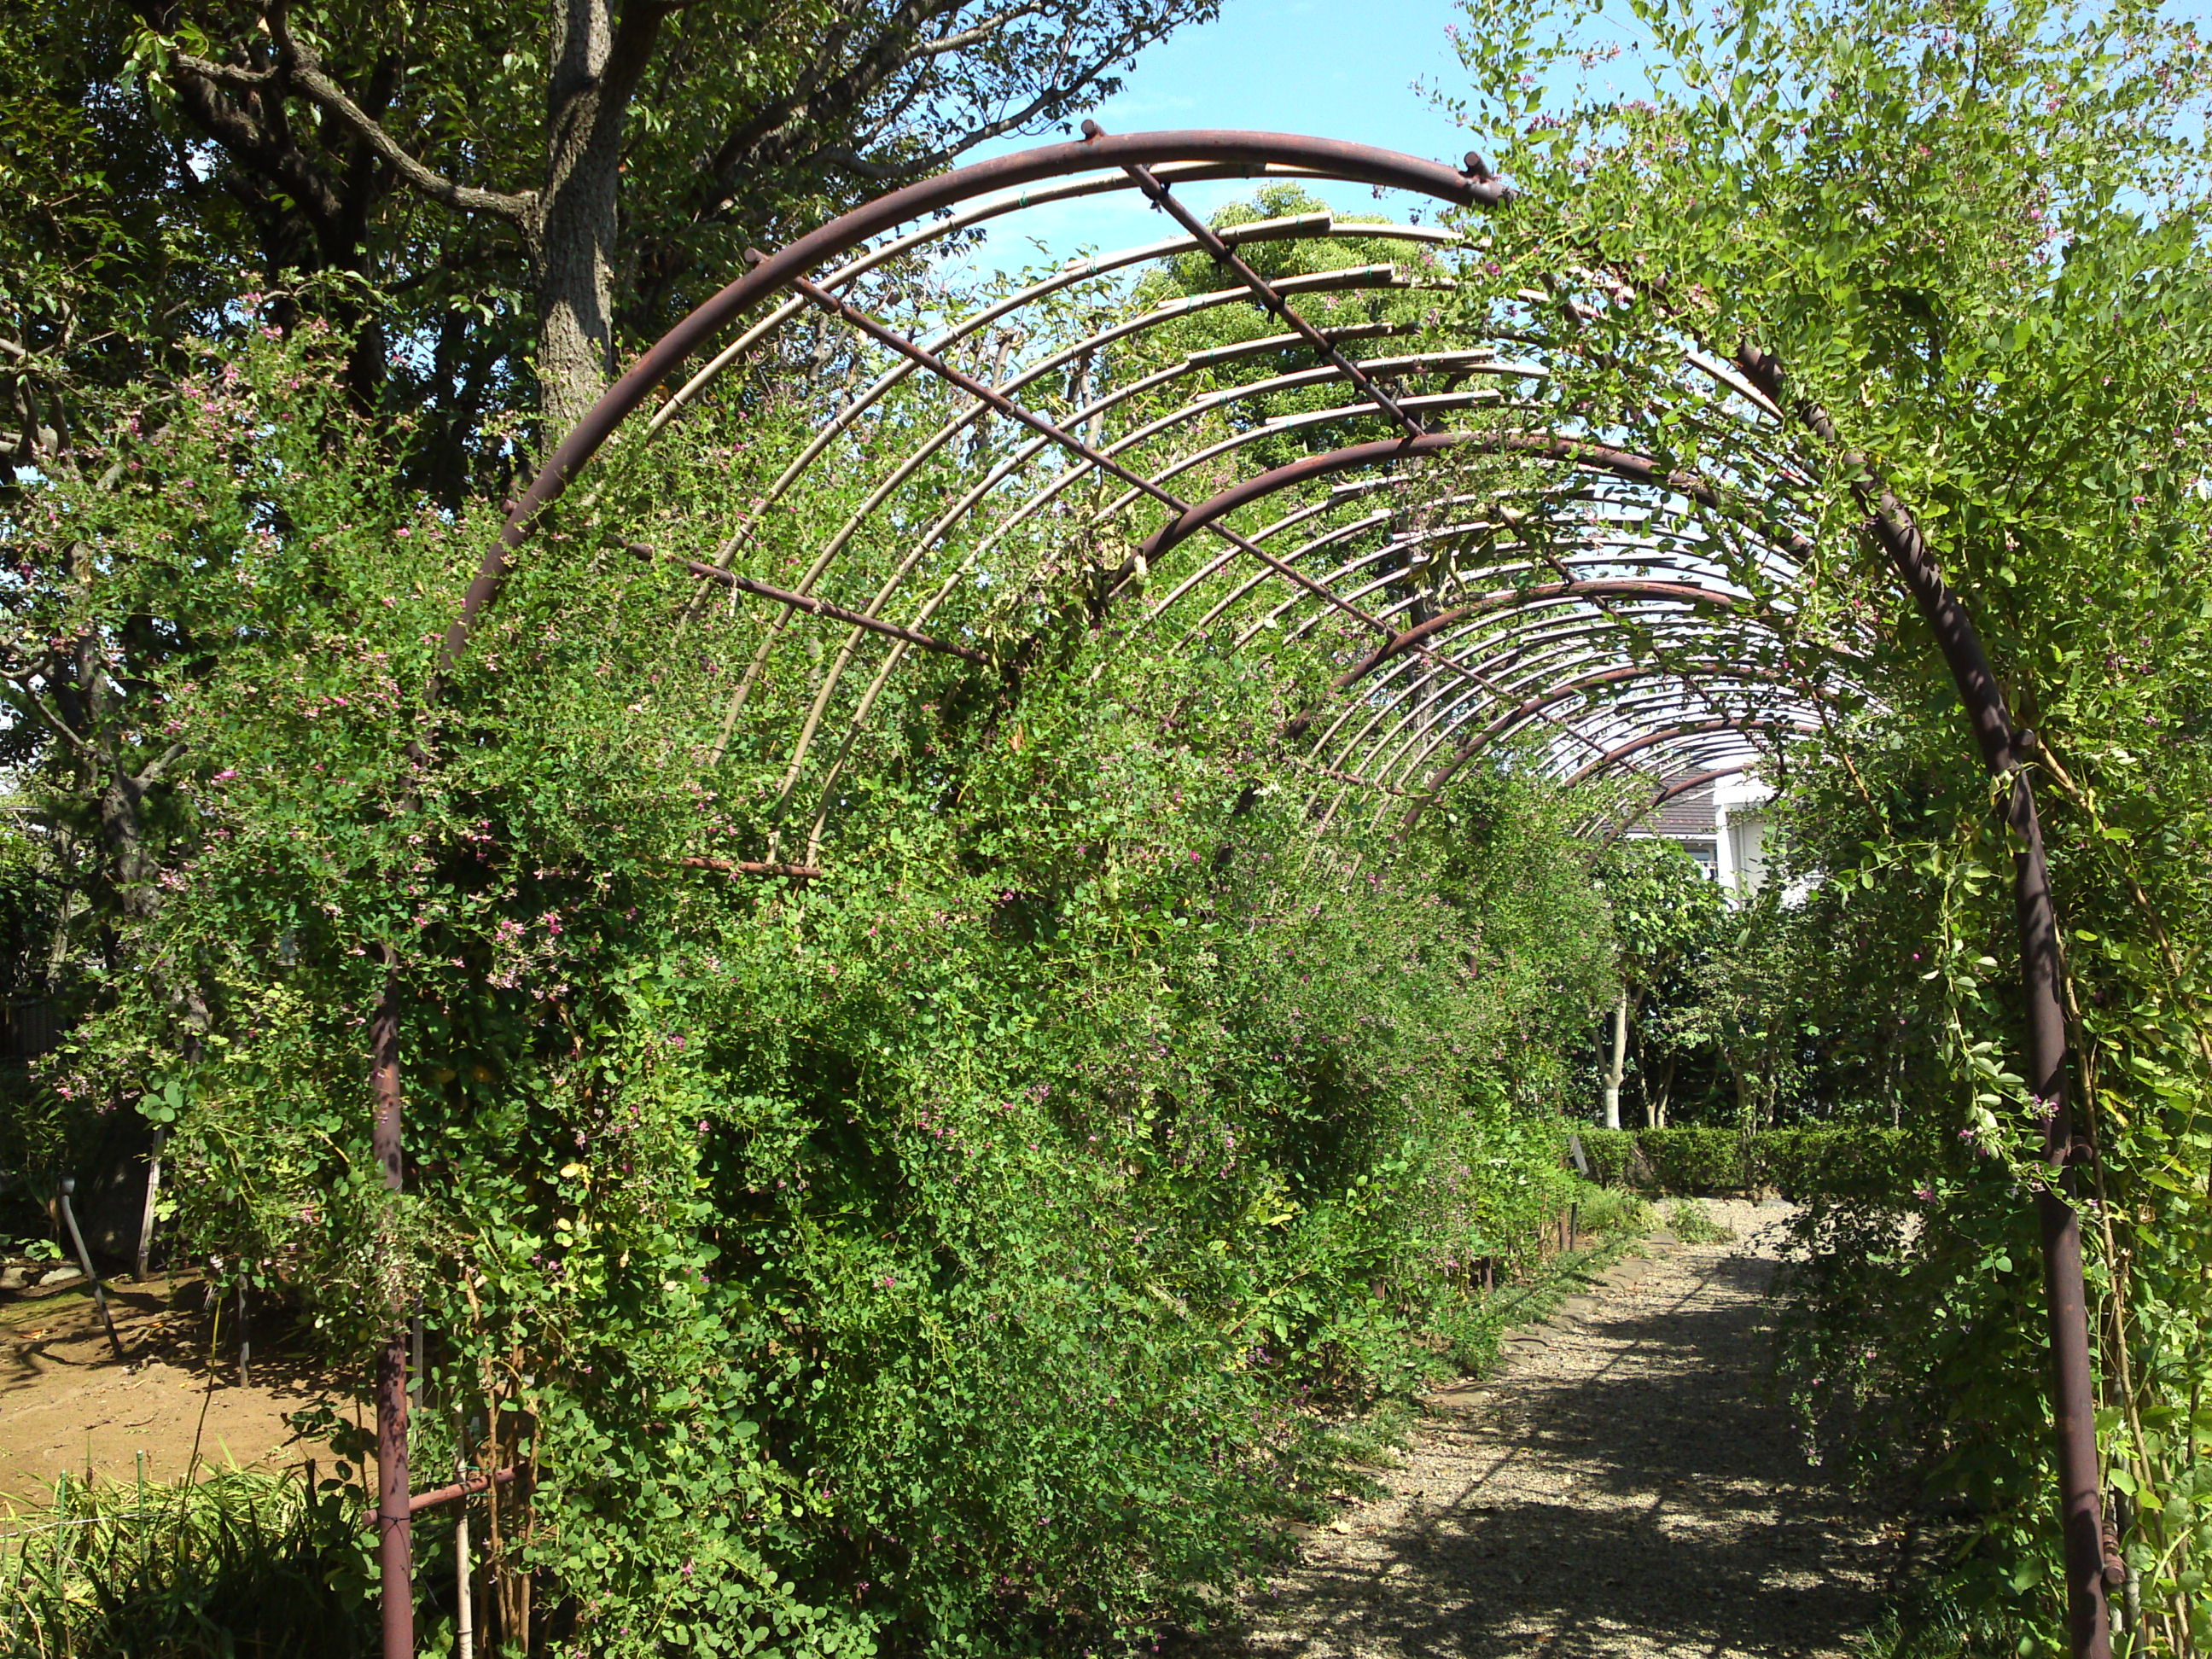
[369,129,2110,1658]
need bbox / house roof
[1646,777,1716,836]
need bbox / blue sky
[963,0,1493,269]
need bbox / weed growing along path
[1240,1200,1889,1658]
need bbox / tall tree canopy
[0,0,1220,1020]
[5,0,1217,500]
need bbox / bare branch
[824,33,1143,183]
[700,0,971,193]
[170,51,279,90]
[912,2,1053,59]
[258,14,537,224]
[771,4,1195,195]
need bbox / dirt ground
[1237,1199,1890,1659]
[0,1272,346,1512]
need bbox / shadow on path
[1241,1207,1887,1659]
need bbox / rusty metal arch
[438,131,1502,669]
[1429,660,1808,774]
[370,129,2110,1659]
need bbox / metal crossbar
[764,257,1529,717]
[1094,122,1429,440]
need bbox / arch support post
[2009,768,2111,1659]
[1899,584,2110,1659]
[1738,345,2110,1657]
[1892,564,2110,1659]
[371,971,414,1659]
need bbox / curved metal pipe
[1418,660,1802,781]
[1562,719,1810,788]
[1332,578,1760,694]
[1135,429,1815,569]
[442,132,1496,671]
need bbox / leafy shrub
[1573,1127,1636,1187]
[1633,1127,1749,1195]
[1462,0,2212,1640]
[1575,1125,1922,1202]
[19,333,1620,1655]
[1757,1125,1919,1203]
[1572,1179,1655,1241]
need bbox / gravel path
[1241,1200,1888,1658]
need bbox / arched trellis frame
[368,131,2108,1658]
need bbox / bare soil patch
[1,1274,346,1512]
[1239,1199,1888,1658]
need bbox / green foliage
[1592,839,1722,992]
[1758,1125,1921,1205]
[1440,0,2212,1643]
[1575,1126,1638,1187]
[1427,1175,1656,1375]
[1665,1199,1733,1245]
[1,0,1220,497]
[1576,1124,1919,1198]
[1569,1179,1656,1243]
[1588,839,1735,1124]
[3,329,1621,1654]
[1635,1126,1750,1195]
[0,3,217,494]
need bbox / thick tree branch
[700,18,875,188]
[167,56,350,236]
[131,740,192,789]
[259,15,536,224]
[913,2,1052,58]
[0,675,90,754]
[169,52,279,90]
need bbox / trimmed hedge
[1575,1127,1639,1188]
[1641,1126,1749,1193]
[1759,1124,1921,1202]
[1571,1124,1919,1200]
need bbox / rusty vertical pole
[371,968,412,1659]
[2009,767,2114,1658]
[1883,587,2110,1659]
[1737,347,2110,1658]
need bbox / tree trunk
[536,0,617,439]
[1602,987,1627,1130]
[533,0,667,444]
[96,763,162,923]
[1650,1051,1674,1128]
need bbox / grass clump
[1577,1183,1656,1240]
[1666,1200,1736,1245]
[0,1468,377,1657]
